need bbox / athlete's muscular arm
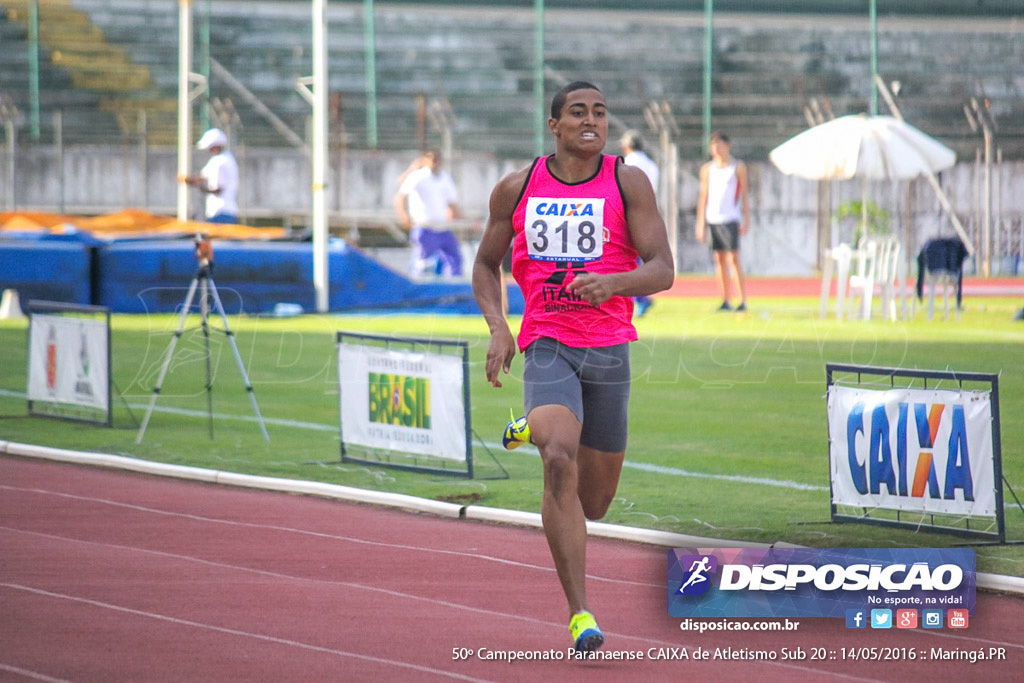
[473,168,527,388]
[567,162,674,306]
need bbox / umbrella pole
[861,177,868,241]
[903,179,912,320]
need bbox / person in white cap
[184,128,240,224]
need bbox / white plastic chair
[847,237,879,320]
[846,236,901,321]
[820,243,854,320]
[874,237,901,321]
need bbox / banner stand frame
[337,331,508,480]
[825,362,1021,545]
[26,300,113,427]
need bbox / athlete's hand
[566,272,614,306]
[484,325,516,388]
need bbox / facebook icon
[845,609,867,629]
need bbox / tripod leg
[201,276,214,439]
[136,277,200,444]
[206,277,271,442]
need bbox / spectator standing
[184,128,240,224]
[393,149,463,277]
[620,129,661,316]
[695,131,750,311]
[620,129,659,191]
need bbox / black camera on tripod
[194,233,213,275]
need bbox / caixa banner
[667,547,975,618]
[828,384,996,517]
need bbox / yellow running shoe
[569,611,604,652]
[502,410,531,450]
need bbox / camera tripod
[136,259,269,444]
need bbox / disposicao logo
[667,548,975,619]
[675,555,718,596]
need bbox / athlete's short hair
[550,81,602,120]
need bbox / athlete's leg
[727,249,747,306]
[713,249,732,305]
[529,403,589,615]
[576,445,625,520]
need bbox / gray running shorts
[709,221,740,252]
[523,337,631,452]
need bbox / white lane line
[0,664,70,683]
[0,533,891,681]
[0,583,495,683]
[0,487,659,589]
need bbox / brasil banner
[338,343,466,461]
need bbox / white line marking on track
[0,532,883,682]
[0,484,660,589]
[0,664,70,683]
[1,583,496,683]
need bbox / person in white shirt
[695,131,750,312]
[620,130,660,317]
[393,149,463,276]
[620,129,659,191]
[184,128,240,224]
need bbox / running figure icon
[678,556,712,593]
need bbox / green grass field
[2,293,1023,578]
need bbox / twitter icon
[870,609,893,629]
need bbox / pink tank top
[511,154,639,351]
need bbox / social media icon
[845,609,867,629]
[896,609,918,629]
[870,609,892,629]
[948,609,969,629]
[922,610,943,628]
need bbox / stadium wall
[3,144,1023,277]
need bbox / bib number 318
[525,197,604,262]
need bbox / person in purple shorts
[394,149,464,277]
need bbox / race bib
[524,197,604,262]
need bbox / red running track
[2,455,1022,683]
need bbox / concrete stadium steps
[2,0,171,143]
[5,0,154,91]
[1,2,1021,159]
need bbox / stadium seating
[1,2,1020,160]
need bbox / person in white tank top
[695,131,751,311]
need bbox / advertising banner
[27,313,109,412]
[827,385,996,518]
[338,343,467,462]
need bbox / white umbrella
[771,114,958,321]
[769,114,956,181]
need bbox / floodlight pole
[533,0,545,157]
[702,0,713,157]
[177,0,208,222]
[177,0,193,221]
[869,0,878,115]
[298,1,331,312]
